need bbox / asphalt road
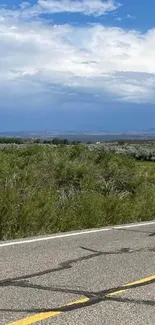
[0,221,155,325]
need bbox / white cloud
[116,13,136,21]
[0,0,120,19]
[126,14,136,19]
[0,2,155,108]
[38,0,120,16]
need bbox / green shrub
[0,144,155,240]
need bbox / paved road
[0,221,155,325]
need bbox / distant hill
[146,128,155,132]
[1,130,155,142]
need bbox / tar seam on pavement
[3,274,155,325]
[2,244,155,325]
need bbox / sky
[0,0,155,132]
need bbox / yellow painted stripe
[63,297,89,307]
[123,274,155,287]
[6,312,61,325]
[5,298,89,325]
[107,274,155,297]
[107,289,127,297]
[5,275,155,325]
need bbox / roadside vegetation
[103,141,155,162]
[0,142,155,240]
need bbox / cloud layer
[0,0,155,109]
[0,0,120,19]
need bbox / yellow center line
[4,275,155,325]
[4,298,89,325]
[107,274,155,297]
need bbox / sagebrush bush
[0,144,155,240]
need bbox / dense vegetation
[0,137,81,145]
[0,144,155,240]
[0,137,25,144]
[103,141,155,162]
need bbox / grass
[136,160,155,168]
[0,144,155,240]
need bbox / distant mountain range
[1,130,155,142]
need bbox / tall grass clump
[0,144,155,240]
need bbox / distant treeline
[1,137,155,146]
[0,137,83,145]
[0,137,25,144]
[108,139,155,145]
[42,138,82,145]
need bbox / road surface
[0,221,155,325]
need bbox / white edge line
[0,220,155,248]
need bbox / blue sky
[0,0,155,132]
